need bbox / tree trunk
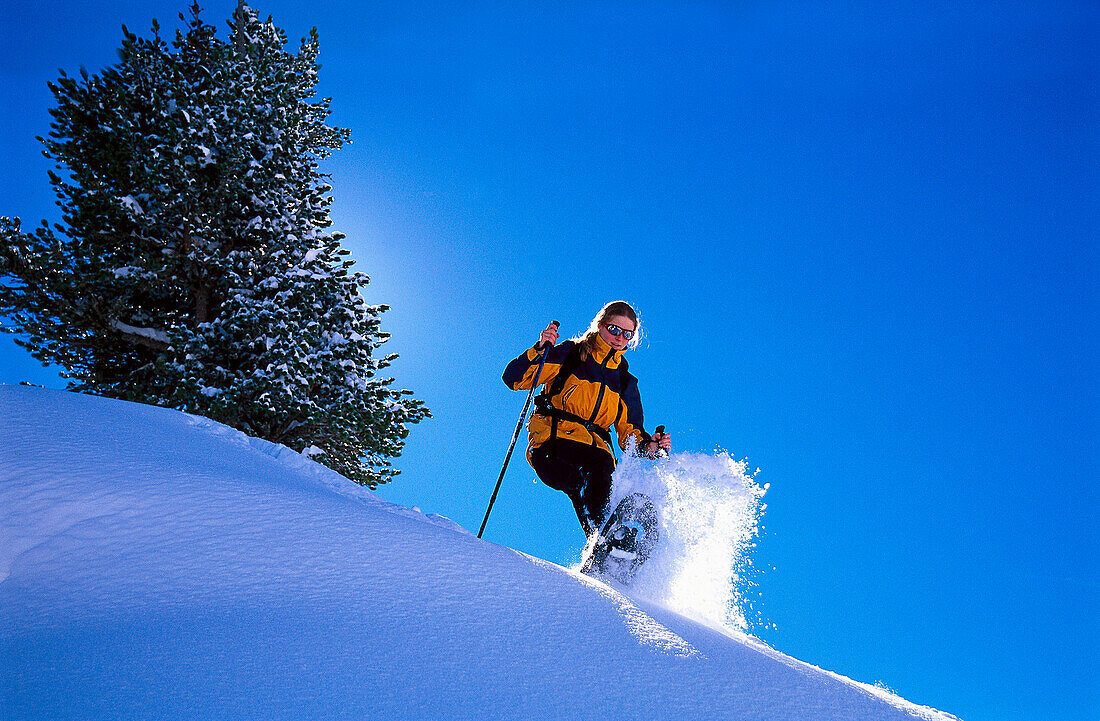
[195,285,212,325]
[235,0,247,51]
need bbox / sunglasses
[602,323,635,341]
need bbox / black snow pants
[529,438,615,536]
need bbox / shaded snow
[0,385,959,720]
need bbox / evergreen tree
[0,3,427,487]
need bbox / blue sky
[2,2,1096,720]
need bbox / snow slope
[0,385,959,720]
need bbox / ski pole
[478,321,559,539]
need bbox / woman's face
[598,314,636,352]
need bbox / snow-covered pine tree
[0,3,427,487]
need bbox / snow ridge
[0,385,960,720]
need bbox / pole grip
[536,320,561,351]
[653,425,668,458]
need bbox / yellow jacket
[502,334,650,463]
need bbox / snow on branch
[109,320,170,351]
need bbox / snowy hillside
[0,385,960,720]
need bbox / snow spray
[608,446,767,633]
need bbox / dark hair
[575,300,641,359]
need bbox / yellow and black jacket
[502,335,650,464]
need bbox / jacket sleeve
[502,340,574,391]
[616,373,651,453]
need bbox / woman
[502,300,671,538]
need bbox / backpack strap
[535,344,585,447]
[544,342,583,401]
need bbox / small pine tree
[0,3,428,487]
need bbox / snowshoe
[580,492,660,586]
